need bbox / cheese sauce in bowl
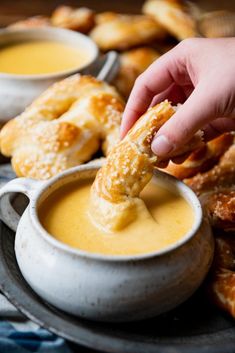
[39,178,194,256]
[0,27,98,121]
[0,40,93,75]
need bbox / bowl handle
[96,51,120,82]
[0,178,43,232]
[81,51,120,83]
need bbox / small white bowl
[0,27,114,122]
[0,162,214,322]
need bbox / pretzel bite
[90,14,166,51]
[163,133,234,180]
[185,143,235,195]
[185,142,235,232]
[113,47,161,99]
[0,75,124,180]
[8,16,50,30]
[208,235,235,318]
[143,0,198,40]
[200,190,235,232]
[51,6,95,33]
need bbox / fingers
[202,118,235,141]
[120,44,187,138]
[151,82,217,157]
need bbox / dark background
[0,0,235,27]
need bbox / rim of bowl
[0,27,99,80]
[29,162,203,262]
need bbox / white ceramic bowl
[0,27,118,122]
[0,162,214,322]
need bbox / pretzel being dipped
[90,100,204,232]
[0,75,124,180]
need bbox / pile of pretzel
[164,135,235,318]
[2,0,235,318]
[7,1,235,100]
[1,73,234,318]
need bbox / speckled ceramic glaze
[0,162,214,322]
[0,27,118,122]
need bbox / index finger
[120,44,185,138]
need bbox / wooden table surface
[0,0,235,27]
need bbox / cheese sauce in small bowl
[0,40,94,75]
[0,27,98,121]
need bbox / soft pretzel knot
[90,13,166,51]
[90,100,204,232]
[0,75,124,180]
[51,6,95,33]
[142,0,199,41]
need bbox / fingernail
[151,135,174,156]
[119,125,125,139]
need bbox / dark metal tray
[0,221,234,353]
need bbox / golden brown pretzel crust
[207,235,235,318]
[186,143,235,232]
[95,12,120,25]
[90,101,179,231]
[51,6,95,33]
[185,143,235,195]
[198,10,235,38]
[90,100,206,231]
[8,16,51,29]
[200,190,235,232]
[95,102,175,199]
[0,75,124,180]
[113,47,161,99]
[163,134,234,180]
[143,0,198,40]
[90,14,166,51]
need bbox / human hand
[120,38,235,159]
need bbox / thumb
[151,83,217,157]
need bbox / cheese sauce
[39,179,194,256]
[0,40,91,75]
